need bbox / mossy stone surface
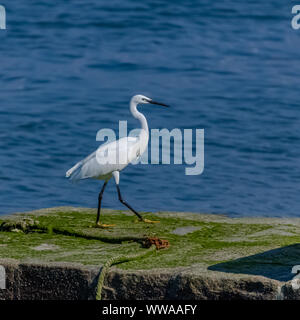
[0,207,300,281]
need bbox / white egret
[66,94,169,227]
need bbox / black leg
[116,185,143,221]
[96,181,108,225]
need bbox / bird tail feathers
[65,161,83,183]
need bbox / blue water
[0,1,300,217]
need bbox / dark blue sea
[0,1,299,217]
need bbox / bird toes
[142,218,160,224]
[94,223,116,228]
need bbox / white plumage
[66,135,144,182]
[66,94,169,226]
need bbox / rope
[96,245,156,300]
[0,219,164,300]
[0,220,145,244]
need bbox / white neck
[130,99,149,134]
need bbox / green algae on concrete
[0,206,300,282]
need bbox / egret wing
[66,136,140,182]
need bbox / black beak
[148,99,170,108]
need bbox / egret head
[131,94,169,107]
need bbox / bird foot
[142,218,160,224]
[94,223,116,228]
